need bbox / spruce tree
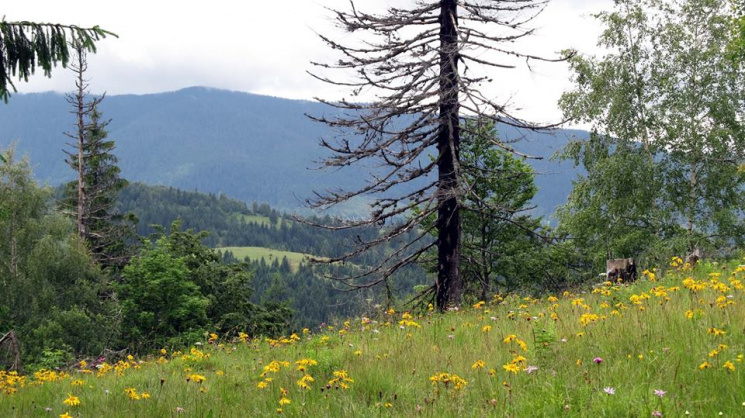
[61,45,136,270]
[0,20,114,102]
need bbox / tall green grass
[2,259,743,417]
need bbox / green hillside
[217,246,313,272]
[2,258,742,416]
[234,214,293,229]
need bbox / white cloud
[4,0,612,125]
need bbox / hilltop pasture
[217,246,313,272]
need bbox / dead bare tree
[64,43,95,239]
[61,44,136,270]
[0,331,22,373]
[309,0,568,311]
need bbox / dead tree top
[307,0,569,291]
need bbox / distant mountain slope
[0,87,585,218]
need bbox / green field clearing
[234,213,292,228]
[216,246,312,271]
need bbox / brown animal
[606,258,636,282]
[686,248,702,266]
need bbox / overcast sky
[5,0,612,125]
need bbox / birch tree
[559,0,745,267]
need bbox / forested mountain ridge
[0,87,584,218]
[116,182,427,327]
[117,182,366,258]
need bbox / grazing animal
[606,258,636,282]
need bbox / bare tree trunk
[480,220,489,302]
[0,331,23,373]
[75,47,87,239]
[8,172,18,279]
[687,163,697,252]
[435,0,462,311]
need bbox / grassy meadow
[234,214,292,229]
[217,246,312,272]
[1,258,744,417]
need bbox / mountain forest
[2,0,745,416]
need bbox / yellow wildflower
[511,355,527,365]
[708,327,726,336]
[297,374,315,389]
[328,369,354,389]
[429,372,467,390]
[503,363,519,374]
[579,313,599,326]
[125,387,140,400]
[63,394,81,407]
[188,374,206,383]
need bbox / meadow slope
[1,258,744,417]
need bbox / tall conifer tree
[61,44,135,270]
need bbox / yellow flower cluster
[429,372,468,390]
[33,369,70,384]
[267,334,301,347]
[328,370,354,389]
[296,374,315,390]
[181,347,210,363]
[0,371,26,395]
[124,387,150,401]
[295,358,318,372]
[502,334,528,351]
[263,361,290,376]
[682,277,707,292]
[579,313,600,327]
[187,373,206,384]
[399,312,421,328]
